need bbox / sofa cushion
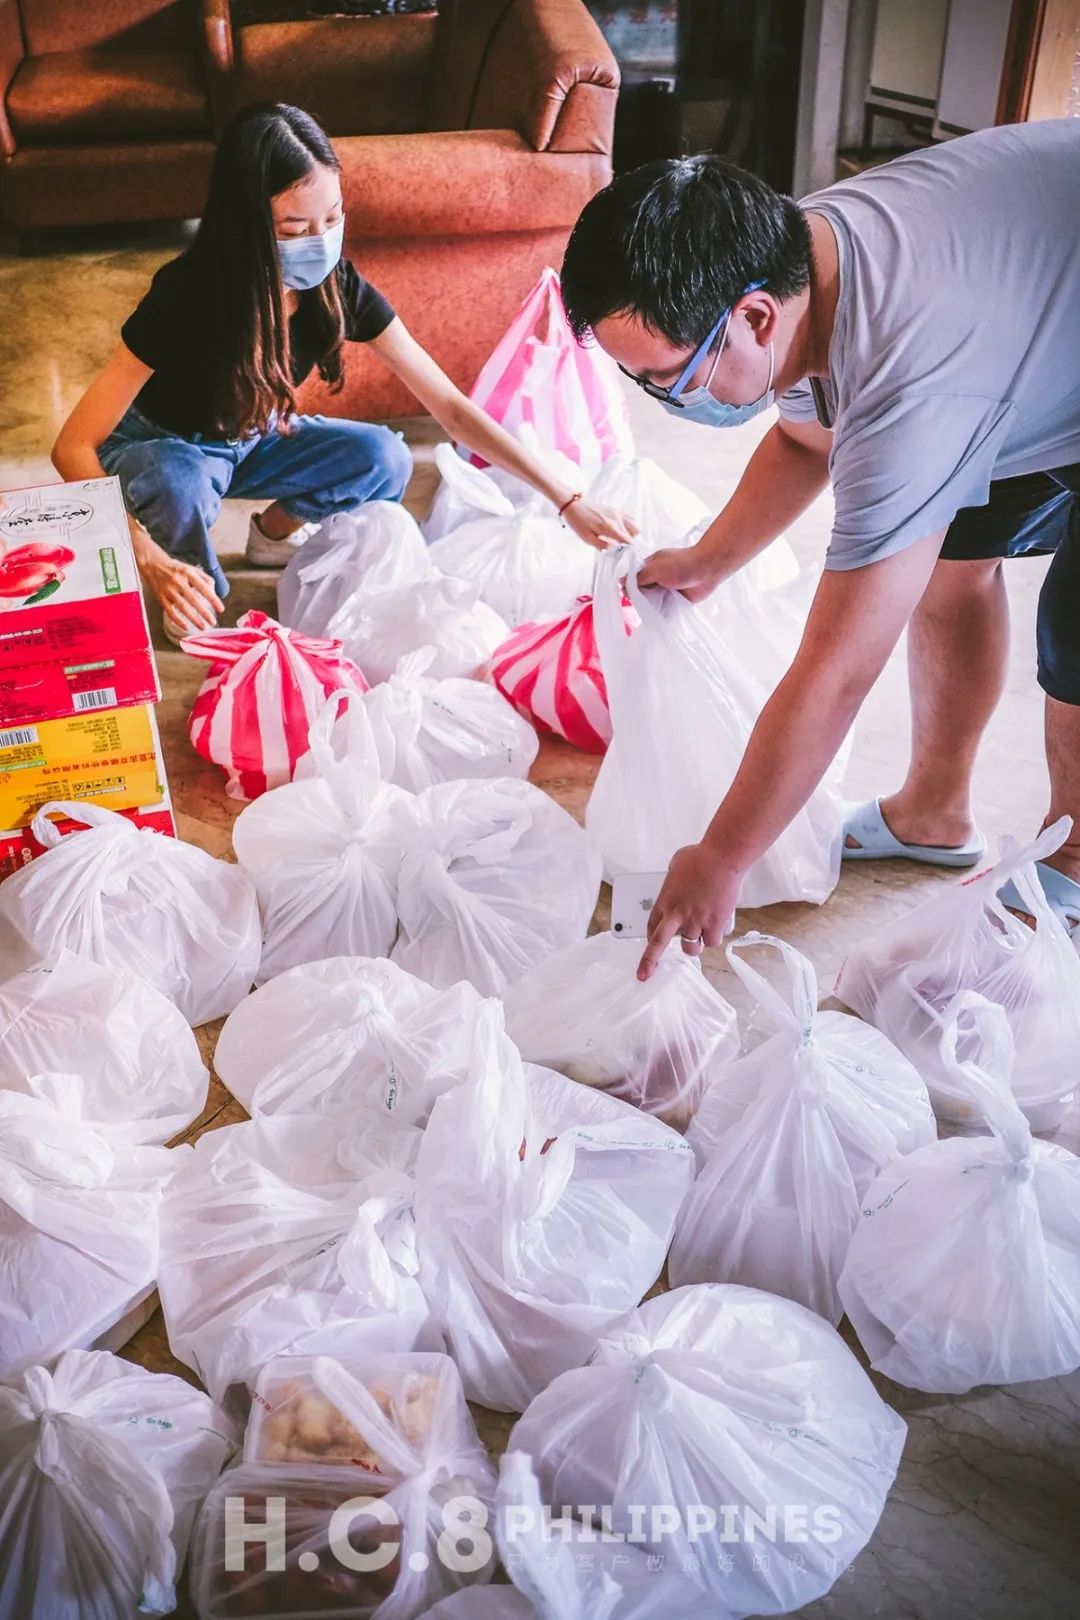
[17,0,185,57]
[232,16,435,136]
[7,41,210,144]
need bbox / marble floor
[2,222,1078,1620]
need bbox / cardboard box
[0,704,166,828]
[0,476,160,726]
[0,796,177,882]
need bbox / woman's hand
[562,497,639,552]
[637,543,722,602]
[637,842,741,981]
[138,540,223,632]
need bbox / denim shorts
[940,464,1080,704]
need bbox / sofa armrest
[201,0,233,131]
[0,0,24,158]
[431,0,618,157]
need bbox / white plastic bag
[278,500,433,636]
[0,1072,177,1377]
[414,1000,694,1411]
[587,549,843,902]
[328,572,510,684]
[158,1109,438,1403]
[232,693,404,984]
[390,778,602,995]
[836,819,1080,1130]
[508,1282,907,1617]
[0,1348,236,1620]
[839,993,1080,1393]
[503,932,739,1129]
[215,957,489,1122]
[190,1352,496,1620]
[0,802,261,1026]
[425,1452,716,1620]
[0,948,207,1145]
[307,647,539,792]
[669,933,936,1322]
[426,444,594,626]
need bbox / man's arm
[637,528,946,978]
[637,415,833,598]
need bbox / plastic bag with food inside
[503,931,739,1130]
[328,572,509,684]
[424,1451,718,1620]
[0,1072,178,1378]
[839,993,1080,1393]
[669,933,936,1323]
[157,1109,438,1405]
[232,692,404,984]
[278,500,432,637]
[215,957,488,1122]
[836,819,1080,1130]
[0,801,260,1026]
[1,1349,236,1620]
[189,1351,495,1620]
[299,646,538,793]
[0,948,207,1145]
[426,443,594,627]
[413,999,694,1411]
[508,1282,906,1617]
[390,777,601,996]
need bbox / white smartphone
[610,871,667,940]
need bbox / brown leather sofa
[0,0,618,417]
[0,1,219,228]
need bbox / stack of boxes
[0,475,173,879]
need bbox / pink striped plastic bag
[181,609,369,801]
[491,592,637,754]
[460,268,633,475]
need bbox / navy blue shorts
[940,464,1080,705]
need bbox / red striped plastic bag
[490,593,637,754]
[181,609,369,801]
[460,268,633,475]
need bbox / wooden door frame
[996,0,1080,121]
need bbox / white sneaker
[162,614,197,645]
[245,513,318,568]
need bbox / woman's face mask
[276,217,345,291]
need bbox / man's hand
[637,843,740,981]
[563,497,639,552]
[637,543,721,601]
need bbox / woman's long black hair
[186,102,345,438]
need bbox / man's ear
[743,295,778,344]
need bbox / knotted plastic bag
[836,819,1080,1130]
[839,993,1080,1393]
[329,573,510,684]
[390,777,602,995]
[278,500,433,637]
[414,1000,694,1411]
[0,1349,235,1620]
[490,591,637,754]
[232,691,404,983]
[0,948,207,1144]
[669,933,936,1322]
[508,1282,907,1616]
[503,931,739,1130]
[0,801,260,1025]
[182,608,369,800]
[0,1072,179,1377]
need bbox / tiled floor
[2,222,1078,1619]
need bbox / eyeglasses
[617,280,766,408]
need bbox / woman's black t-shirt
[120,254,396,439]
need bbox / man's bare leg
[846,557,1009,851]
[1042,696,1080,882]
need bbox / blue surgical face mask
[276,217,345,291]
[660,320,776,428]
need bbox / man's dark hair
[560,154,812,350]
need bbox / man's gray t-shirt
[779,120,1080,570]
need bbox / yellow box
[0,703,165,827]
